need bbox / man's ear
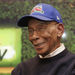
[57,23,64,38]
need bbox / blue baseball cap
[17,3,63,27]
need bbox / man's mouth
[34,42,45,48]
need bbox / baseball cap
[17,3,63,27]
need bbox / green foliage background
[0,0,75,62]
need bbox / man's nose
[29,31,39,42]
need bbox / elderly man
[11,3,75,75]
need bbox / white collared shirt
[39,43,65,58]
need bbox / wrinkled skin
[28,19,64,57]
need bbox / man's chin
[36,50,45,55]
[37,51,47,57]
[36,50,50,57]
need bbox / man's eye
[39,28,45,31]
[29,29,33,32]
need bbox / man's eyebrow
[38,21,50,25]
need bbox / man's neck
[39,43,65,58]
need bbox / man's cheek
[41,32,51,38]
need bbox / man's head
[28,19,64,56]
[17,3,64,56]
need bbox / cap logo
[31,5,44,14]
[57,16,60,20]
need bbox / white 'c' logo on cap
[57,16,60,20]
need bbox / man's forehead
[28,18,57,27]
[28,19,44,24]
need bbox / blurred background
[0,0,75,75]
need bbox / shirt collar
[39,43,65,59]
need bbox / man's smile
[34,42,46,49]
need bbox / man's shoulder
[63,50,75,64]
[67,50,75,58]
[20,56,38,67]
[11,56,38,75]
[12,56,38,71]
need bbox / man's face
[28,19,64,56]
